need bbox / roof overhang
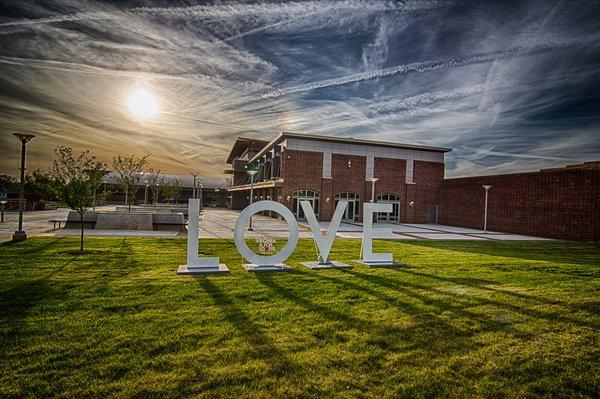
[249,131,452,163]
[228,179,283,192]
[226,137,270,164]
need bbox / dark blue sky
[0,0,599,176]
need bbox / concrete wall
[438,168,600,240]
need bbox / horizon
[1,0,599,177]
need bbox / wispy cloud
[0,0,598,177]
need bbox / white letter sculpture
[178,198,228,274]
[358,203,403,267]
[235,200,298,272]
[299,200,350,269]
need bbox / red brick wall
[413,161,445,223]
[439,168,600,240]
[280,149,323,215]
[279,149,445,222]
[374,158,407,220]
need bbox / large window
[334,192,360,222]
[292,189,320,220]
[377,194,401,222]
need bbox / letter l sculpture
[177,198,229,274]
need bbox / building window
[292,189,320,220]
[376,194,401,222]
[334,192,360,222]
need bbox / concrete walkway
[0,207,552,241]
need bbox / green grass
[1,237,599,398]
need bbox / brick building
[225,132,451,223]
[438,162,600,240]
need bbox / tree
[25,169,58,203]
[146,169,165,204]
[0,174,17,195]
[51,147,103,253]
[111,154,148,212]
[84,162,108,210]
[161,179,182,203]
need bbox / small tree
[51,147,102,253]
[112,154,148,212]
[146,169,165,204]
[84,162,108,210]
[161,179,182,203]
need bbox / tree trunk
[126,187,130,212]
[79,212,84,252]
[93,187,97,211]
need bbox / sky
[0,0,599,178]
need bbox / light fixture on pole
[12,132,35,242]
[368,177,379,203]
[191,172,198,199]
[482,185,492,233]
[247,170,258,231]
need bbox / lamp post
[0,200,6,223]
[12,132,35,242]
[368,177,379,203]
[191,172,198,199]
[247,170,258,231]
[198,183,203,208]
[482,185,492,233]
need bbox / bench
[49,219,66,229]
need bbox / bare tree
[111,154,148,212]
[51,147,106,252]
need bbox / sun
[126,86,159,121]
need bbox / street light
[198,183,203,208]
[482,185,492,233]
[247,170,258,231]
[0,200,6,223]
[12,132,35,242]
[368,177,379,203]
[191,172,198,199]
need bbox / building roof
[102,172,230,188]
[248,131,452,163]
[226,137,270,164]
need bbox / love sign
[177,199,400,275]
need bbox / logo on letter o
[234,200,299,266]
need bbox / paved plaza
[0,207,553,241]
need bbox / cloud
[0,0,598,178]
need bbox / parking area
[0,207,553,241]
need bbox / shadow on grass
[0,256,73,355]
[406,240,600,269]
[197,278,294,376]
[341,268,600,330]
[0,237,64,254]
[257,269,511,356]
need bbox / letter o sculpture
[234,200,299,266]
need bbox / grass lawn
[1,237,599,398]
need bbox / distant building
[225,132,451,223]
[101,172,231,207]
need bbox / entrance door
[334,193,360,222]
[292,189,320,220]
[376,194,401,222]
[426,205,438,224]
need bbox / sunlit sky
[0,0,599,177]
